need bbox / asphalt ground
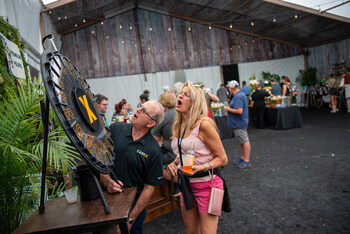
[144,108,350,234]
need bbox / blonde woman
[167,81,228,234]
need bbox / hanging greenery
[262,71,281,83]
[0,17,29,101]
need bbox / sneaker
[237,161,251,168]
[233,158,244,165]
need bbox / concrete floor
[144,108,350,234]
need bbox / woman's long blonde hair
[172,81,217,138]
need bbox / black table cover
[250,106,303,130]
[214,116,234,139]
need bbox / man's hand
[106,179,124,193]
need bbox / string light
[172,50,175,54]
[168,27,171,31]
[238,45,241,48]
[122,40,125,43]
[252,39,255,43]
[106,35,109,39]
[188,27,191,31]
[134,44,137,47]
[75,24,77,27]
[64,16,67,20]
[273,17,276,23]
[230,23,232,29]
[294,13,298,19]
[130,26,133,30]
[150,27,153,31]
[83,18,86,23]
[49,11,52,14]
[101,21,104,25]
[91,30,94,34]
[120,25,123,28]
[58,17,61,20]
[209,25,212,30]
[229,47,233,50]
[251,21,254,26]
[244,42,247,46]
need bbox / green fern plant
[0,80,80,233]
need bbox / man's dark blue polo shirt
[110,122,163,195]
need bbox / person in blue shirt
[224,80,251,168]
[241,81,250,99]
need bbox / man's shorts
[233,128,249,144]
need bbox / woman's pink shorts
[180,176,224,213]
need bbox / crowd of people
[93,80,257,233]
[91,68,350,233]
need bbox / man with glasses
[96,93,109,126]
[100,100,164,233]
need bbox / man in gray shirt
[269,78,282,96]
[217,83,229,104]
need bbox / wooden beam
[190,0,214,18]
[59,18,102,36]
[167,12,301,47]
[260,15,313,36]
[308,35,350,48]
[42,0,76,12]
[218,0,251,20]
[323,0,350,13]
[261,0,350,24]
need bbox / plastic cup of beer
[64,187,78,204]
[183,154,195,172]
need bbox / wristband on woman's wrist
[173,160,178,166]
[203,163,208,172]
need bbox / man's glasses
[140,105,155,121]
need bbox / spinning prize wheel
[40,35,116,213]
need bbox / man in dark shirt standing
[100,100,164,233]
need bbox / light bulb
[120,25,123,28]
[101,21,104,25]
[209,26,211,30]
[230,23,232,28]
[83,19,86,23]
[251,21,254,26]
[294,13,298,19]
[273,17,276,23]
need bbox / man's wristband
[128,218,134,225]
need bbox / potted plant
[295,67,317,86]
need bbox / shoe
[237,161,251,168]
[233,158,244,165]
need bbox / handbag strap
[208,162,214,187]
[177,119,188,166]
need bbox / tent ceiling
[43,0,350,47]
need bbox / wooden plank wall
[61,8,304,79]
[308,38,350,79]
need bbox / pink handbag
[207,162,224,216]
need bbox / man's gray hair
[173,82,184,97]
[149,100,164,126]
